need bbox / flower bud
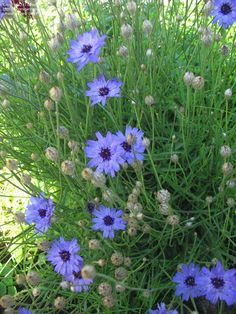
[224,88,232,99]
[68,140,78,152]
[103,295,116,308]
[144,95,155,106]
[56,72,64,81]
[192,76,204,90]
[6,159,18,171]
[159,203,170,215]
[31,152,38,161]
[220,145,231,158]
[124,257,132,267]
[26,271,41,286]
[39,70,50,84]
[15,274,26,286]
[81,265,96,279]
[115,267,128,281]
[146,48,153,57]
[222,162,233,176]
[32,287,41,297]
[2,99,10,108]
[127,226,137,236]
[156,189,171,204]
[13,211,25,224]
[121,24,133,40]
[118,45,128,57]
[98,283,112,296]
[97,259,106,267]
[66,13,80,30]
[88,239,100,250]
[183,71,195,86]
[203,1,214,16]
[142,137,150,148]
[61,160,75,176]
[60,281,70,289]
[127,1,137,15]
[167,214,179,226]
[142,19,152,35]
[116,283,125,292]
[171,154,179,163]
[44,99,54,110]
[220,45,229,56]
[227,197,235,208]
[54,296,65,310]
[37,240,50,252]
[45,147,58,162]
[81,168,93,181]
[49,86,63,102]
[0,295,15,309]
[48,33,63,50]
[4,308,14,314]
[19,31,28,42]
[91,172,106,187]
[226,179,235,189]
[111,251,123,266]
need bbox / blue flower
[92,205,126,239]
[67,29,106,71]
[172,263,203,301]
[196,261,236,305]
[211,0,236,28]
[149,303,178,314]
[25,193,55,234]
[0,0,10,20]
[46,237,83,277]
[66,270,93,293]
[86,74,123,106]
[18,308,32,314]
[84,131,124,177]
[115,126,145,165]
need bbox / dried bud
[127,1,137,15]
[21,174,31,185]
[167,214,180,226]
[88,239,100,250]
[118,45,128,57]
[144,95,155,106]
[142,19,153,35]
[54,296,65,310]
[68,140,78,152]
[26,271,41,286]
[183,71,195,86]
[61,160,75,176]
[126,133,137,145]
[222,162,233,176]
[81,168,94,181]
[220,145,231,158]
[39,70,50,84]
[0,295,15,309]
[56,72,64,81]
[37,240,50,252]
[124,257,132,267]
[81,265,96,279]
[224,88,232,99]
[31,152,38,161]
[203,1,214,16]
[192,76,204,90]
[49,86,63,102]
[127,226,137,236]
[121,24,133,40]
[111,251,123,266]
[116,283,125,292]
[6,159,18,171]
[45,147,58,163]
[159,203,170,215]
[103,295,116,308]
[156,189,171,204]
[220,45,229,56]
[97,259,106,267]
[98,282,112,296]
[44,99,54,110]
[115,267,128,281]
[15,274,26,286]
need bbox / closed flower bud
[192,76,204,90]
[88,239,100,250]
[121,24,133,40]
[171,154,179,163]
[136,212,143,220]
[68,140,78,152]
[66,13,80,30]
[226,179,235,189]
[118,45,128,57]
[167,214,180,226]
[103,295,116,308]
[56,72,64,81]
[20,174,31,185]
[133,203,143,213]
[102,189,115,202]
[224,88,232,99]
[98,282,112,296]
[61,160,75,176]
[0,295,15,309]
[44,99,54,110]
[26,122,33,130]
[37,240,50,252]
[91,172,106,187]
[142,137,150,148]
[116,283,125,292]
[81,265,96,279]
[2,99,10,108]
[183,71,195,86]
[19,31,28,42]
[39,70,50,84]
[6,159,18,171]
[97,259,106,267]
[115,267,128,281]
[15,274,26,286]
[144,95,155,106]
[156,189,171,204]
[203,1,214,16]
[201,33,213,46]
[146,48,153,57]
[54,296,65,310]
[48,33,63,50]
[227,197,235,208]
[220,145,231,157]
[159,203,170,215]
[26,271,41,286]
[31,152,38,161]
[220,45,229,56]
[49,86,63,102]
[4,308,14,314]
[13,211,25,224]
[132,160,143,171]
[115,0,121,5]
[143,290,151,298]
[59,281,70,289]
[111,251,123,266]
[142,19,152,35]
[32,287,40,297]
[127,226,137,236]
[45,147,58,162]
[81,167,93,181]
[222,162,233,176]
[124,257,132,267]
[127,1,137,15]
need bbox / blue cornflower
[0,0,10,19]
[86,74,123,106]
[46,237,83,277]
[172,263,203,301]
[196,261,236,305]
[211,0,236,28]
[25,193,55,234]
[92,205,126,239]
[149,303,178,314]
[18,308,32,314]
[67,29,106,71]
[66,270,93,293]
[115,126,145,165]
[84,131,124,177]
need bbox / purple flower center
[99,87,110,96]
[99,147,111,161]
[184,276,196,287]
[38,209,47,218]
[220,3,232,15]
[73,271,82,279]
[81,44,92,53]
[121,141,132,152]
[103,215,114,226]
[59,250,71,262]
[211,277,225,289]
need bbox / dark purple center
[103,215,114,226]
[87,202,95,214]
[38,209,47,218]
[184,276,196,287]
[211,277,225,289]
[220,3,232,15]
[73,271,82,279]
[59,250,71,262]
[99,87,109,96]
[121,141,132,152]
[81,44,92,53]
[99,147,111,161]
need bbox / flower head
[66,270,93,293]
[0,0,10,19]
[115,126,145,165]
[149,303,178,314]
[86,74,123,106]
[46,237,83,277]
[211,0,236,28]
[25,193,55,234]
[84,131,124,177]
[196,261,236,305]
[18,308,32,314]
[67,29,106,71]
[172,263,203,301]
[92,205,126,239]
